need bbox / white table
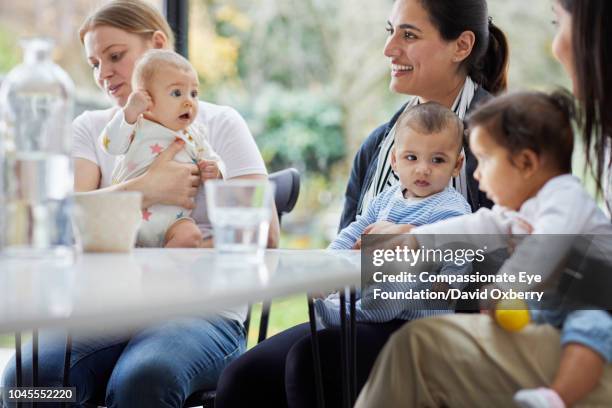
[0,248,361,407]
[0,248,360,334]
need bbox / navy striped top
[330,185,471,250]
[318,185,471,328]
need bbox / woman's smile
[391,63,414,77]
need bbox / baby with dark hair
[331,102,470,250]
[411,90,612,408]
[319,102,471,326]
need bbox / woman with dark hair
[215,1,509,407]
[555,0,612,209]
[340,0,508,236]
[355,1,612,407]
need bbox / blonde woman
[1,1,278,407]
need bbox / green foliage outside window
[246,86,345,176]
[0,27,19,74]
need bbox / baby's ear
[390,147,398,171]
[518,149,540,177]
[452,152,465,177]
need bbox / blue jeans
[531,309,612,362]
[1,317,245,408]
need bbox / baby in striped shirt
[330,102,471,251]
[318,103,471,326]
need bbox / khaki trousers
[355,314,612,408]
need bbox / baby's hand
[124,90,152,124]
[198,159,222,183]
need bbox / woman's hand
[198,159,222,183]
[137,140,200,209]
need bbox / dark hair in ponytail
[418,0,509,95]
[558,0,612,202]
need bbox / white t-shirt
[413,174,612,291]
[415,175,611,237]
[72,101,267,323]
[73,100,267,231]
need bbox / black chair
[256,167,300,342]
[184,167,301,408]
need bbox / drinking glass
[205,180,274,263]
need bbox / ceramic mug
[73,191,142,252]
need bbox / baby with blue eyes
[100,49,222,248]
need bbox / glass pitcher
[0,38,75,261]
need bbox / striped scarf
[359,76,477,216]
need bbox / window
[183,0,567,248]
[0,0,163,113]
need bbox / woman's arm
[339,124,388,232]
[74,140,200,210]
[74,158,102,192]
[339,104,408,232]
[228,173,280,248]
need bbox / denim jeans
[531,309,612,362]
[1,317,245,408]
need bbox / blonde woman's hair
[132,49,196,89]
[79,0,175,48]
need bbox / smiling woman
[353,1,612,406]
[79,2,173,107]
[339,0,508,243]
[214,1,509,407]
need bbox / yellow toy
[494,299,531,332]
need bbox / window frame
[164,0,189,57]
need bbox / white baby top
[73,100,267,230]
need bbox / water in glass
[206,180,274,263]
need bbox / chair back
[269,168,300,222]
